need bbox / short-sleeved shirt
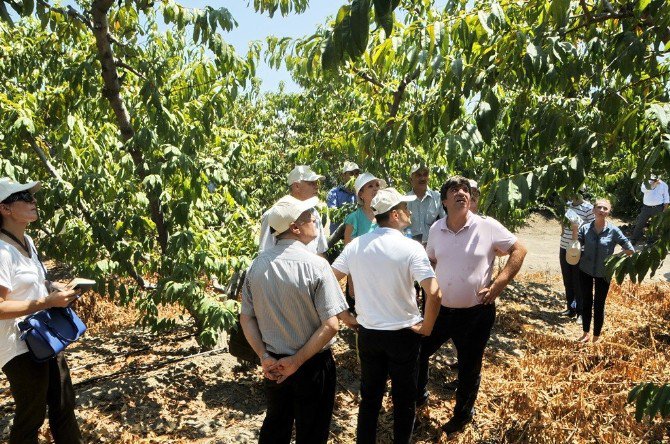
[426,212,517,308]
[327,186,356,208]
[332,227,435,330]
[241,239,348,355]
[560,201,594,250]
[344,208,377,239]
[258,207,328,255]
[0,236,48,369]
[641,180,670,206]
[406,189,446,244]
[578,221,634,279]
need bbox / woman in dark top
[575,198,634,343]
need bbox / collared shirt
[406,189,445,244]
[258,207,328,254]
[241,239,348,355]
[560,201,594,250]
[327,186,356,208]
[0,236,48,369]
[426,212,517,308]
[332,227,435,330]
[578,221,634,279]
[641,180,670,206]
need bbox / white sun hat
[354,173,387,196]
[370,187,416,215]
[0,178,41,203]
[342,161,360,173]
[287,166,325,186]
[267,196,320,236]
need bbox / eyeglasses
[2,191,35,204]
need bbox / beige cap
[566,241,581,265]
[410,164,428,175]
[343,161,360,173]
[0,178,41,203]
[354,173,387,196]
[267,196,320,236]
[287,166,325,186]
[370,187,416,215]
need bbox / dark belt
[645,204,664,208]
[439,303,492,314]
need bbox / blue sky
[180,1,339,92]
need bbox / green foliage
[628,382,670,422]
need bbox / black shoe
[444,379,459,391]
[441,415,473,435]
[560,309,575,317]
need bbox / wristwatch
[261,352,271,360]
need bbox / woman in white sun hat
[343,172,387,245]
[0,177,83,443]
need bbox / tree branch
[388,68,421,121]
[29,137,62,180]
[579,0,592,23]
[563,11,633,34]
[356,70,385,90]
[115,60,147,80]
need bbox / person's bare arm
[411,277,442,336]
[0,285,79,321]
[337,310,358,330]
[240,313,280,381]
[479,241,528,304]
[332,267,347,282]
[270,316,339,383]
[343,224,354,245]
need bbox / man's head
[409,164,429,194]
[342,161,361,185]
[440,176,471,215]
[371,188,416,230]
[267,195,320,245]
[287,165,325,200]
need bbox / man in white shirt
[258,165,329,255]
[630,174,669,245]
[406,164,445,245]
[419,176,527,435]
[331,188,442,444]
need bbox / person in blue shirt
[343,173,386,245]
[575,198,634,343]
[326,162,360,233]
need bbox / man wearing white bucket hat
[326,161,361,233]
[241,195,352,444]
[258,165,329,255]
[406,164,445,245]
[332,188,442,444]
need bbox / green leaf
[349,0,371,58]
[549,0,570,27]
[635,0,651,14]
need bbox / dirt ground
[0,213,668,443]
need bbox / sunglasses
[2,190,35,204]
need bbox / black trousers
[630,204,663,244]
[1,352,82,444]
[559,248,583,314]
[357,327,421,444]
[259,349,336,444]
[579,270,611,336]
[417,304,496,420]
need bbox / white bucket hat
[267,196,320,236]
[0,178,41,203]
[370,188,416,215]
[410,164,428,175]
[287,166,325,186]
[354,173,387,197]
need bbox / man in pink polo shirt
[418,176,527,435]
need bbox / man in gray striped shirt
[241,195,353,444]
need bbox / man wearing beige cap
[241,196,352,444]
[327,161,360,210]
[332,188,442,444]
[258,165,328,255]
[406,164,445,245]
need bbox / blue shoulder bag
[16,242,87,362]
